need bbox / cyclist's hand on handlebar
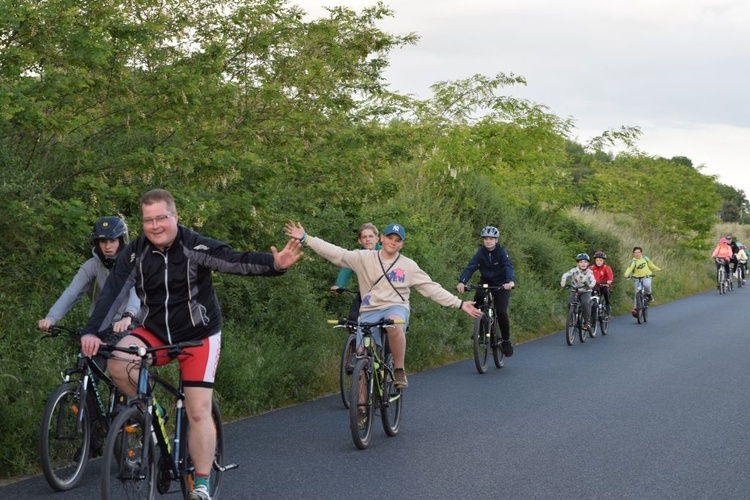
[38,318,53,331]
[503,281,515,290]
[456,282,466,293]
[560,281,566,288]
[461,301,482,318]
[112,316,132,333]
[80,333,103,357]
[331,285,342,295]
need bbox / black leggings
[474,288,511,341]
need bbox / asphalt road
[6,287,750,499]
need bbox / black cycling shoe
[500,341,514,357]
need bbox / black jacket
[84,226,284,343]
[458,244,515,286]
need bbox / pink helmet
[720,237,728,244]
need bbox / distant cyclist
[589,251,614,314]
[456,226,516,357]
[726,235,740,276]
[711,237,732,288]
[623,246,661,314]
[560,253,596,331]
[737,243,748,283]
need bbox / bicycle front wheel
[339,333,357,409]
[635,294,643,324]
[599,306,609,335]
[578,314,588,343]
[472,315,490,373]
[101,406,156,500]
[349,357,374,449]
[589,302,599,338]
[565,305,577,346]
[718,268,726,294]
[39,382,90,491]
[180,399,225,499]
[641,301,648,323]
[380,354,403,437]
[491,319,504,368]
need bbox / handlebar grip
[327,319,341,325]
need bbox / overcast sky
[294,0,750,195]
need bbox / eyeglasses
[142,213,173,224]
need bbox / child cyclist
[589,251,614,314]
[560,253,596,331]
[456,226,516,357]
[623,246,662,315]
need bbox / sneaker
[582,323,590,331]
[393,368,409,389]
[631,309,637,317]
[188,484,211,500]
[357,409,368,430]
[500,340,514,357]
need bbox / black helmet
[481,226,500,238]
[576,253,590,262]
[92,216,128,268]
[593,251,607,260]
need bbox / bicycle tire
[472,314,490,373]
[718,268,726,294]
[101,406,156,500]
[578,312,588,343]
[589,301,599,338]
[565,305,577,346]
[339,333,357,409]
[380,354,403,437]
[738,267,744,288]
[599,306,609,335]
[641,301,648,323]
[635,293,643,324]
[39,382,90,491]
[491,319,504,369]
[349,357,374,449]
[179,399,225,499]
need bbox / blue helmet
[576,253,590,262]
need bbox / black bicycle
[565,286,590,345]
[38,325,123,492]
[328,317,403,450]
[333,287,359,409]
[591,285,610,336]
[463,284,505,373]
[100,340,236,499]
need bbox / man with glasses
[81,189,303,500]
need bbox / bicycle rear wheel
[180,399,224,499]
[101,406,156,500]
[641,302,648,323]
[380,354,403,437]
[472,315,490,373]
[339,332,357,409]
[565,305,577,346]
[39,382,90,491]
[349,357,374,449]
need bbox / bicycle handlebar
[327,318,406,328]
[332,287,358,296]
[463,283,512,292]
[107,339,204,359]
